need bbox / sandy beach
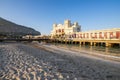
[0,42,120,80]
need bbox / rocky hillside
[0,17,40,36]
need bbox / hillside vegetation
[0,17,40,38]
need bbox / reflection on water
[53,43,120,57]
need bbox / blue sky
[0,0,120,35]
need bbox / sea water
[52,43,120,57]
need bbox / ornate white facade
[51,20,120,40]
[51,20,81,38]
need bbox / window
[99,32,102,38]
[77,28,80,32]
[104,32,107,38]
[62,29,64,32]
[110,32,113,38]
[95,33,97,38]
[116,31,120,39]
[86,33,89,38]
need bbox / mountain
[0,17,40,37]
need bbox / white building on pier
[51,20,120,40]
[51,20,81,38]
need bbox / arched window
[95,33,97,38]
[104,32,107,38]
[116,31,120,39]
[110,32,113,38]
[99,32,102,38]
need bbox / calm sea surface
[52,43,120,57]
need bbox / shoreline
[30,42,120,62]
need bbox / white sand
[0,42,120,80]
[0,43,63,80]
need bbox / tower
[74,22,78,26]
[53,24,57,29]
[64,20,71,28]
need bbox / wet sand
[0,42,120,80]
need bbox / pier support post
[83,42,85,45]
[94,42,96,46]
[90,42,93,46]
[79,42,81,45]
[106,42,112,47]
[75,41,78,44]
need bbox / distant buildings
[22,35,49,39]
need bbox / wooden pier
[51,39,120,47]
